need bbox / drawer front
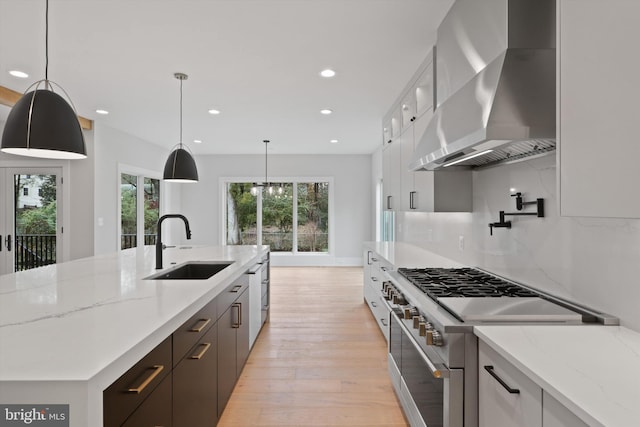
[121,373,172,427]
[173,298,217,365]
[216,274,249,313]
[104,336,172,427]
[478,340,542,427]
[173,323,218,427]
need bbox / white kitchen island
[0,244,268,426]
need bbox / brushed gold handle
[127,365,164,394]
[189,318,211,333]
[190,342,212,360]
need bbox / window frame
[220,176,334,256]
[117,164,163,250]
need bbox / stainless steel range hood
[410,0,556,171]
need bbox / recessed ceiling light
[330,139,338,144]
[95,109,109,115]
[320,109,333,115]
[9,70,29,78]
[208,109,220,115]
[320,69,336,78]
[194,139,202,144]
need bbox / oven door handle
[391,310,450,379]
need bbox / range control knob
[404,307,418,320]
[413,315,425,329]
[385,289,395,301]
[393,293,407,305]
[418,321,428,336]
[426,330,444,346]
[382,282,391,293]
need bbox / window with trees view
[14,174,58,271]
[120,173,160,250]
[225,180,330,253]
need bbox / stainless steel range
[382,266,617,427]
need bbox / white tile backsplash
[396,154,640,331]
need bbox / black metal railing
[121,234,157,249]
[15,235,56,272]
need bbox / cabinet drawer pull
[371,276,378,282]
[484,365,520,394]
[230,285,243,293]
[371,301,377,307]
[127,365,164,394]
[189,318,211,333]
[232,303,241,328]
[190,342,212,360]
[381,318,388,327]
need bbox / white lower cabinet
[543,391,588,427]
[363,250,391,342]
[479,340,542,427]
[479,340,589,427]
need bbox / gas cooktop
[395,267,587,323]
[397,267,540,300]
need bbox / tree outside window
[226,180,329,253]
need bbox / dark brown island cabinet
[103,253,269,427]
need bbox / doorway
[0,167,63,275]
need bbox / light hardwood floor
[218,267,408,427]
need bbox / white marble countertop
[0,244,267,425]
[364,241,463,268]
[475,325,640,427]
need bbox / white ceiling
[0,0,452,155]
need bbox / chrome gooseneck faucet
[156,214,191,269]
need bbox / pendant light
[163,73,199,183]
[251,140,272,196]
[1,0,86,159]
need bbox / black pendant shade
[163,146,199,182]
[1,89,87,159]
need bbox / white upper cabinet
[559,0,640,217]
[384,50,472,213]
[415,64,434,118]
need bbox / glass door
[0,168,62,275]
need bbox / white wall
[93,123,181,255]
[180,154,372,266]
[393,154,640,332]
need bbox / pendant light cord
[45,0,49,82]
[179,77,183,147]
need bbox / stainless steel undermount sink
[145,261,233,280]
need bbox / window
[144,177,160,245]
[225,179,330,253]
[23,187,28,196]
[120,172,160,250]
[297,182,328,252]
[120,174,137,249]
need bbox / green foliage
[228,183,257,231]
[263,185,293,232]
[121,184,137,235]
[16,201,57,234]
[39,175,57,205]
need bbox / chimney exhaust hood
[410,0,556,171]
